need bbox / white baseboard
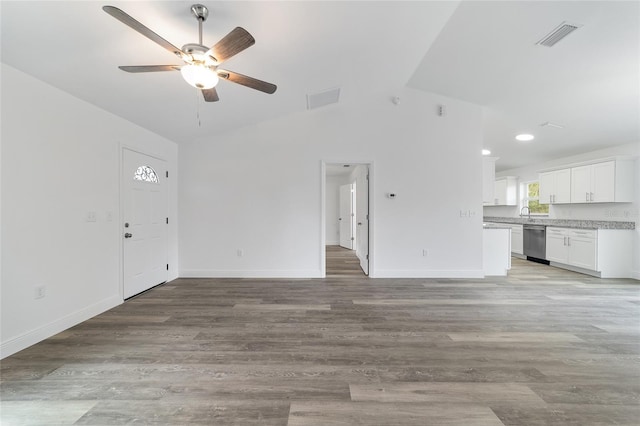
[325,241,339,246]
[631,270,640,281]
[373,269,484,279]
[0,295,122,359]
[179,269,324,279]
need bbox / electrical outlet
[86,211,97,222]
[422,249,428,257]
[34,285,46,299]
[106,211,113,222]
[237,249,244,257]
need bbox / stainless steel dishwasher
[523,224,549,263]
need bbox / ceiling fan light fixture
[180,65,219,89]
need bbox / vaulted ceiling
[2,1,638,171]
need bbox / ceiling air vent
[536,21,582,47]
[307,87,341,110]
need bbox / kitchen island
[483,223,511,276]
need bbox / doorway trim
[321,160,374,278]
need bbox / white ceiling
[2,1,638,172]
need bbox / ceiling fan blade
[119,65,181,73]
[217,70,277,94]
[207,27,255,65]
[103,6,188,61]
[202,88,220,102]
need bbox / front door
[122,149,168,299]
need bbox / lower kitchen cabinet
[510,224,523,255]
[546,227,632,278]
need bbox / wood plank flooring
[1,257,639,425]
[326,245,365,277]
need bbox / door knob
[124,233,133,238]
[358,222,362,225]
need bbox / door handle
[124,233,133,238]
[358,222,362,225]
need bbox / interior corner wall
[0,64,179,358]
[179,88,484,278]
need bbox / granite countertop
[483,216,636,230]
[483,223,512,230]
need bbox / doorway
[121,148,168,299]
[323,163,370,277]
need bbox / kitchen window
[521,181,549,215]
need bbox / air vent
[536,21,582,47]
[306,87,340,110]
[540,121,565,129]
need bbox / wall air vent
[536,21,582,47]
[306,87,341,110]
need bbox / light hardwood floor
[1,255,639,425]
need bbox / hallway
[325,245,366,277]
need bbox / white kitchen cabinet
[539,168,571,204]
[570,160,634,203]
[546,227,569,263]
[546,227,596,270]
[545,227,631,277]
[493,177,518,206]
[510,224,523,255]
[568,230,597,271]
[482,157,497,205]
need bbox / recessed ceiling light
[482,149,491,156]
[515,134,535,142]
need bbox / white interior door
[339,184,353,249]
[122,149,168,299]
[356,167,369,275]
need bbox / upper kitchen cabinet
[493,176,518,206]
[570,160,634,203]
[540,157,635,205]
[539,168,571,204]
[482,157,497,205]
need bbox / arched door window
[134,165,159,183]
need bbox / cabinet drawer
[570,229,596,239]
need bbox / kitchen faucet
[520,206,531,220]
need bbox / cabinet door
[482,157,496,204]
[511,226,523,255]
[591,161,615,203]
[494,179,507,205]
[546,229,568,263]
[568,231,597,270]
[539,172,554,204]
[571,165,591,203]
[554,169,572,204]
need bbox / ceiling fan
[103,4,277,102]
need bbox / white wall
[485,141,640,278]
[179,87,484,278]
[325,174,351,245]
[0,64,179,358]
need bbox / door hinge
[366,254,369,260]
[166,171,169,178]
[166,264,169,270]
[166,217,169,224]
[366,174,369,180]
[366,214,369,220]
[351,237,354,241]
